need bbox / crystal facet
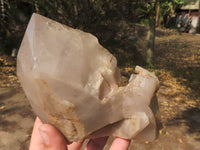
[17,13,160,142]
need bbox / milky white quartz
[17,13,160,142]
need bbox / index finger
[109,137,130,150]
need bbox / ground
[0,30,200,150]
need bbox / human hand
[29,117,130,150]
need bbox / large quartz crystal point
[17,13,160,142]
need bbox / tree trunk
[146,1,156,65]
[146,18,155,65]
[155,0,160,27]
[198,3,200,33]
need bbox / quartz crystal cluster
[17,13,160,142]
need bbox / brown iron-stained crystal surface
[17,13,160,142]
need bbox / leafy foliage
[0,0,189,55]
[139,0,185,26]
[0,0,140,54]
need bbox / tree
[0,0,140,55]
[139,1,157,65]
[159,0,184,27]
[139,0,186,64]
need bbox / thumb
[38,124,68,150]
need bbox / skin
[29,117,130,150]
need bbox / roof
[181,1,199,10]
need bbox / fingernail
[39,126,50,145]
